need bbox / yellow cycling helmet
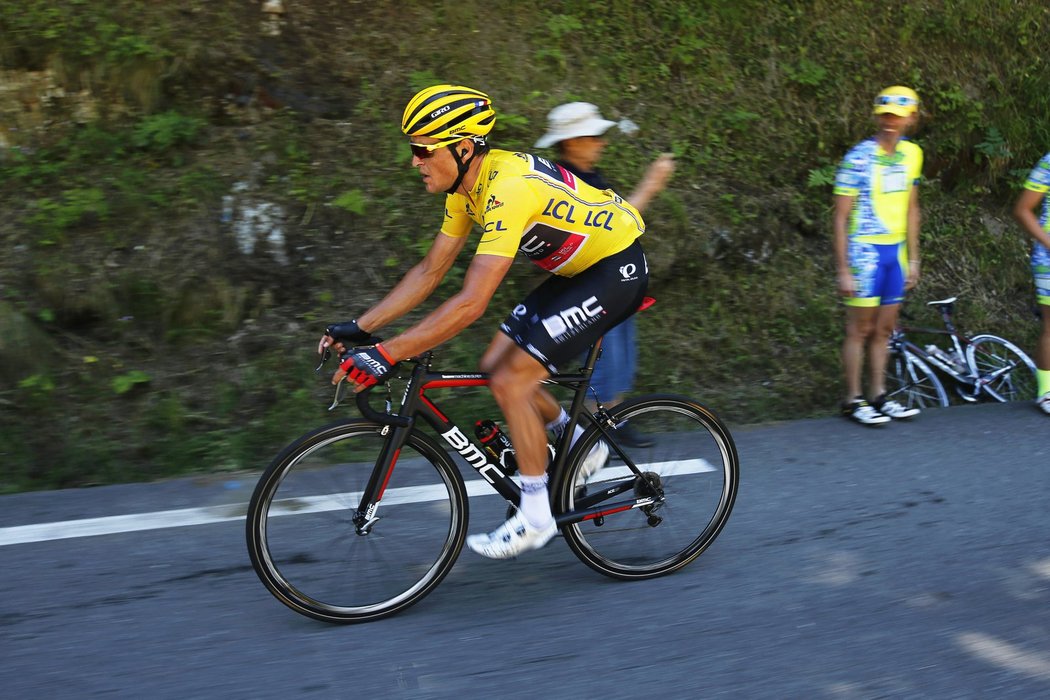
[873,86,920,117]
[402,84,495,143]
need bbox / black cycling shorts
[500,241,649,373]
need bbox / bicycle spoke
[558,396,738,579]
[885,351,948,408]
[247,422,467,623]
[966,335,1038,402]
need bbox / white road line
[0,459,712,546]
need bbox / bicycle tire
[885,348,949,408]
[555,394,739,580]
[964,334,1038,402]
[246,419,468,624]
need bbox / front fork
[351,416,413,536]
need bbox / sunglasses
[409,136,468,160]
[874,95,917,108]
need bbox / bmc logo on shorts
[541,296,604,341]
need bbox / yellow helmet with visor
[402,84,495,145]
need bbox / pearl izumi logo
[619,263,638,281]
[541,296,604,341]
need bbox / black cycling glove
[325,320,381,346]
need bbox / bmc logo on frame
[541,296,604,340]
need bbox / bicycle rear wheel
[885,348,949,408]
[556,395,738,580]
[965,334,1038,402]
[246,419,468,623]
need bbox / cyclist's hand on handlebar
[317,319,381,357]
[335,343,397,391]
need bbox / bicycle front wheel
[885,348,949,408]
[246,420,468,624]
[965,334,1038,402]
[556,395,739,580]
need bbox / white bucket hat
[534,102,618,148]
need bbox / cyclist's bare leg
[1038,303,1050,370]
[479,332,562,429]
[486,346,554,478]
[843,305,878,400]
[468,338,560,556]
[867,302,901,397]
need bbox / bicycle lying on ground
[245,299,739,624]
[885,296,1037,409]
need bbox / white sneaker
[1037,392,1050,416]
[873,395,920,419]
[465,512,557,560]
[842,398,890,426]
[579,440,610,480]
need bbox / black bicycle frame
[347,339,654,532]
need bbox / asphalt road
[2,401,1048,699]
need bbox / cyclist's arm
[905,184,921,288]
[1014,189,1050,249]
[381,253,515,361]
[832,193,854,295]
[356,232,469,334]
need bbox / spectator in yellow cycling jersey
[318,85,650,559]
[833,86,923,426]
[1012,152,1050,415]
[534,102,675,446]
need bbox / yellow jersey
[440,149,645,276]
[834,138,922,245]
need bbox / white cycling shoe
[466,512,557,560]
[579,440,610,480]
[872,395,920,419]
[1038,392,1050,416]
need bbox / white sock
[545,408,569,435]
[518,474,553,528]
[545,408,584,449]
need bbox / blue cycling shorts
[1032,242,1050,306]
[845,240,907,308]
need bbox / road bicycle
[245,299,740,624]
[886,296,1037,409]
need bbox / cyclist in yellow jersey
[440,147,645,276]
[317,85,650,558]
[1013,152,1050,414]
[833,86,923,425]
